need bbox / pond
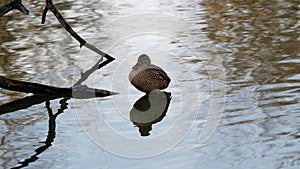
[0,0,299,168]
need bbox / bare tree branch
[41,0,115,62]
[0,0,29,17]
[0,0,118,103]
[40,0,115,86]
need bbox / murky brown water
[1,0,299,168]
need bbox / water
[0,0,299,168]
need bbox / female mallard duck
[129,54,171,95]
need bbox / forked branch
[0,0,117,96]
[41,0,115,62]
[0,0,29,17]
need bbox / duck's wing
[147,67,171,87]
[131,67,171,92]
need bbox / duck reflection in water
[130,91,172,136]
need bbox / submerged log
[0,76,117,98]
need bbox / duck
[129,54,171,95]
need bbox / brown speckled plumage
[129,54,171,94]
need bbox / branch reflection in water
[130,91,172,136]
[10,98,68,169]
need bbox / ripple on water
[1,0,300,168]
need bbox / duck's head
[132,54,151,69]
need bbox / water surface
[0,0,299,168]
